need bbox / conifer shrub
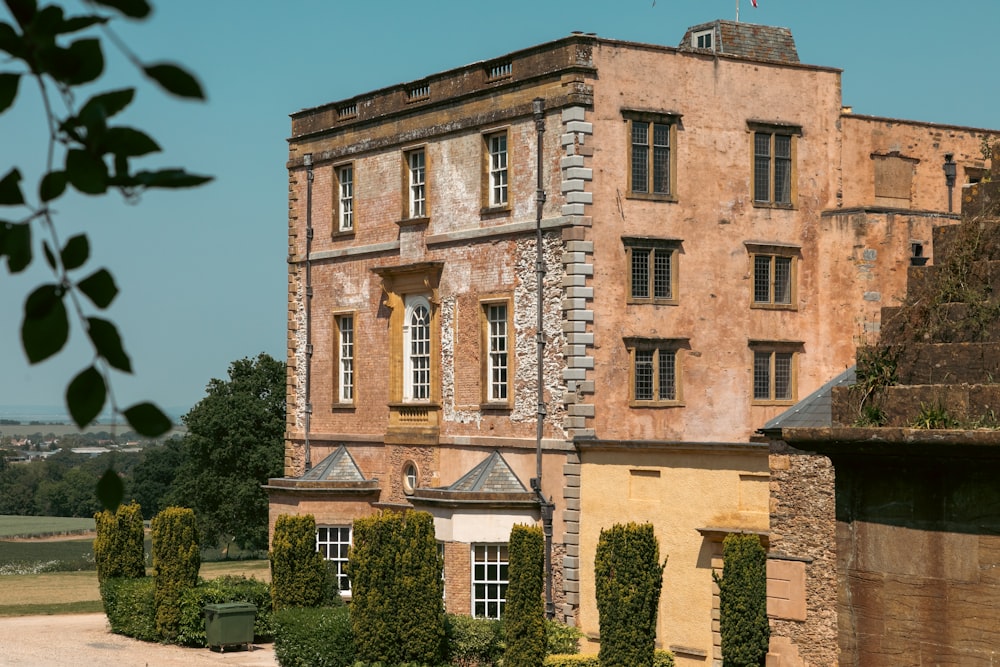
[273,605,355,667]
[176,575,274,647]
[715,533,769,667]
[269,513,327,610]
[151,506,200,640]
[348,510,445,665]
[505,524,546,667]
[94,501,146,582]
[101,576,158,641]
[594,522,666,667]
[445,613,505,666]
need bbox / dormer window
[693,29,714,50]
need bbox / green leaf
[77,268,117,308]
[60,233,88,270]
[0,72,19,114]
[0,168,24,205]
[6,0,37,28]
[22,286,69,363]
[86,317,131,372]
[66,365,106,427]
[90,0,150,19]
[42,240,56,269]
[103,126,160,157]
[24,283,60,320]
[0,221,31,272]
[133,168,212,189]
[0,23,20,58]
[57,14,106,34]
[124,402,171,437]
[62,38,104,85]
[39,170,67,201]
[96,468,124,512]
[66,149,108,194]
[143,63,204,100]
[78,88,134,123]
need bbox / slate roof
[761,366,856,431]
[680,20,799,65]
[447,450,527,493]
[300,445,367,482]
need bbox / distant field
[0,516,95,538]
[0,421,187,438]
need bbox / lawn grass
[0,516,95,538]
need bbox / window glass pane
[774,154,791,203]
[652,123,670,194]
[489,134,508,206]
[635,350,654,400]
[753,133,771,202]
[339,316,354,401]
[774,352,792,400]
[754,256,771,303]
[339,166,353,231]
[487,304,508,400]
[631,249,650,299]
[653,248,671,299]
[773,257,792,304]
[753,351,771,400]
[409,150,426,217]
[472,543,508,619]
[631,122,649,193]
[658,349,676,400]
[316,525,352,592]
[409,304,430,400]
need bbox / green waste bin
[203,602,256,652]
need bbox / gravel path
[0,613,278,666]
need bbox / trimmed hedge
[505,524,546,667]
[594,523,666,667]
[272,606,354,667]
[543,650,674,667]
[101,576,158,642]
[716,533,769,667]
[152,507,201,640]
[270,514,327,610]
[545,620,583,655]
[446,614,504,667]
[94,501,146,581]
[349,510,445,665]
[176,575,274,647]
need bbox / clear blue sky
[0,0,996,419]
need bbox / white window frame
[488,133,508,207]
[403,294,432,402]
[317,525,352,594]
[471,543,508,619]
[337,165,354,232]
[485,302,509,403]
[408,149,426,218]
[336,314,354,403]
[692,29,714,49]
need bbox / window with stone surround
[745,242,800,310]
[483,130,509,210]
[404,148,427,219]
[404,295,432,402]
[624,337,687,407]
[624,110,679,201]
[317,525,352,593]
[334,163,354,234]
[472,543,508,619]
[333,313,355,405]
[481,299,512,406]
[623,237,680,305]
[749,121,800,207]
[750,340,802,404]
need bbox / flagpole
[736,0,740,22]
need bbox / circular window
[402,462,419,495]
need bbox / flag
[751,0,758,6]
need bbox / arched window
[404,295,431,401]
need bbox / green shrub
[505,524,546,667]
[349,510,445,666]
[175,575,274,647]
[272,605,354,667]
[716,533,769,667]
[545,620,583,655]
[94,501,145,581]
[445,613,504,666]
[270,514,327,610]
[594,523,666,667]
[152,506,201,640]
[543,649,673,667]
[101,576,157,642]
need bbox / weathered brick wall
[443,541,471,615]
[768,440,838,667]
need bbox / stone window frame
[480,296,514,408]
[482,128,511,213]
[403,294,433,403]
[332,311,357,408]
[623,337,689,407]
[623,109,681,202]
[317,525,352,594]
[749,339,803,405]
[623,236,682,305]
[401,146,430,223]
[332,162,355,236]
[748,120,801,209]
[692,28,714,50]
[745,241,800,311]
[471,543,509,619]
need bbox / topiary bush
[94,501,146,582]
[269,513,327,610]
[715,533,769,667]
[545,619,583,655]
[349,510,445,666]
[151,506,201,640]
[175,575,273,647]
[101,576,157,642]
[594,522,666,667]
[505,524,546,667]
[272,605,354,667]
[445,613,504,667]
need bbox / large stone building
[267,19,997,665]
